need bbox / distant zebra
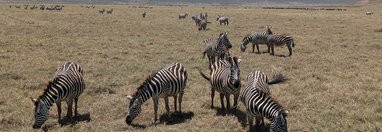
[192,15,201,26]
[366,12,373,15]
[15,5,21,8]
[240,26,273,53]
[202,32,232,69]
[216,15,229,25]
[106,8,113,14]
[199,56,242,110]
[99,9,105,14]
[267,34,295,56]
[31,62,85,129]
[198,18,208,31]
[142,11,146,18]
[240,71,288,132]
[179,13,188,19]
[126,62,188,124]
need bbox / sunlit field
[0,3,381,131]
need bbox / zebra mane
[133,71,158,97]
[38,80,55,100]
[242,33,251,41]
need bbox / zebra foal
[31,62,85,129]
[240,26,273,53]
[240,71,288,132]
[199,56,242,111]
[267,34,295,56]
[126,62,187,124]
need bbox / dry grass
[0,3,382,131]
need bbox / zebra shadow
[59,113,91,127]
[158,111,194,125]
[211,106,249,128]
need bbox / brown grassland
[0,2,381,132]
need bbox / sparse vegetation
[0,3,381,131]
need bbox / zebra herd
[99,8,113,14]
[9,4,64,11]
[31,29,293,132]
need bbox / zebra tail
[198,69,210,81]
[202,51,206,58]
[268,73,287,85]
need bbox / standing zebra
[198,18,208,31]
[202,32,232,69]
[142,11,146,18]
[192,15,201,26]
[126,62,187,124]
[179,13,188,19]
[216,15,229,25]
[99,9,105,14]
[240,26,273,53]
[199,56,242,110]
[240,71,288,132]
[267,34,295,56]
[106,8,113,14]
[31,62,85,129]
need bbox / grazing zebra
[240,26,273,53]
[31,62,85,129]
[199,55,242,110]
[366,12,373,15]
[202,32,232,69]
[106,8,113,14]
[126,62,188,124]
[179,13,188,19]
[142,12,146,18]
[240,71,288,132]
[99,9,105,14]
[198,19,208,31]
[267,34,295,56]
[216,15,229,25]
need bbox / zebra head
[266,26,273,35]
[31,98,49,129]
[216,15,220,21]
[218,32,232,49]
[271,111,288,132]
[240,34,252,52]
[125,94,143,125]
[228,56,241,88]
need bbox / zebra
[99,9,105,14]
[179,13,188,19]
[202,32,232,69]
[198,18,208,31]
[125,62,187,125]
[366,12,373,15]
[142,12,146,18]
[267,34,295,56]
[31,62,85,129]
[106,8,113,14]
[240,71,288,132]
[240,26,273,53]
[216,15,229,25]
[199,55,242,110]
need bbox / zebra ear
[31,97,37,104]
[126,95,133,100]
[237,56,242,64]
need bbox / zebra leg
[153,98,159,124]
[233,93,238,110]
[74,97,79,116]
[247,112,254,132]
[164,97,171,121]
[256,43,260,54]
[225,94,231,110]
[255,115,263,130]
[178,91,184,114]
[56,101,62,122]
[173,95,177,112]
[252,44,255,53]
[211,88,215,108]
[270,43,275,56]
[287,43,292,56]
[219,93,225,110]
[66,99,73,120]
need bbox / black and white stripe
[202,32,232,70]
[126,62,188,124]
[267,34,295,56]
[198,18,208,31]
[240,71,288,132]
[179,13,188,19]
[240,26,273,53]
[199,56,241,110]
[216,15,229,25]
[31,62,85,129]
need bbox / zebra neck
[39,86,59,109]
[136,84,156,103]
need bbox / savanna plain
[0,2,381,132]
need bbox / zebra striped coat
[126,62,187,124]
[240,71,288,132]
[240,26,273,53]
[202,32,232,70]
[179,13,188,19]
[31,62,85,129]
[199,56,241,110]
[267,34,295,56]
